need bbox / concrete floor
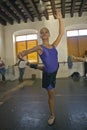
[0,78,87,130]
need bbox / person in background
[71,50,87,79]
[0,57,6,82]
[18,9,63,125]
[14,56,28,82]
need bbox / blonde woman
[18,9,63,125]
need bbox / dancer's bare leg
[47,89,55,125]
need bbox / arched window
[16,33,39,63]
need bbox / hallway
[0,78,87,130]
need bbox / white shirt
[0,59,5,69]
[18,60,27,68]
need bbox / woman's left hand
[55,9,62,19]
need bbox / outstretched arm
[18,45,42,58]
[71,55,85,62]
[52,9,64,47]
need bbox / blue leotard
[40,45,59,73]
[39,45,59,89]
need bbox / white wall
[2,12,87,80]
[0,25,5,81]
[0,25,5,59]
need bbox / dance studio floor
[0,78,87,130]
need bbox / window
[16,34,38,63]
[67,30,78,37]
[67,29,87,57]
[79,29,87,36]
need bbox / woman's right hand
[71,55,76,60]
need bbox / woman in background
[0,57,6,82]
[72,51,87,79]
[14,56,28,82]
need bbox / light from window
[16,34,37,42]
[27,34,37,40]
[79,29,87,36]
[16,35,26,41]
[67,30,78,37]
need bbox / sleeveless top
[40,45,59,73]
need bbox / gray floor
[0,78,87,130]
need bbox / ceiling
[0,0,87,26]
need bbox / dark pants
[19,68,25,81]
[84,62,87,77]
[0,68,6,81]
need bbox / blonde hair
[40,27,50,35]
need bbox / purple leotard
[40,45,59,73]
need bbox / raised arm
[52,9,64,47]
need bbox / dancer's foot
[48,116,55,125]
